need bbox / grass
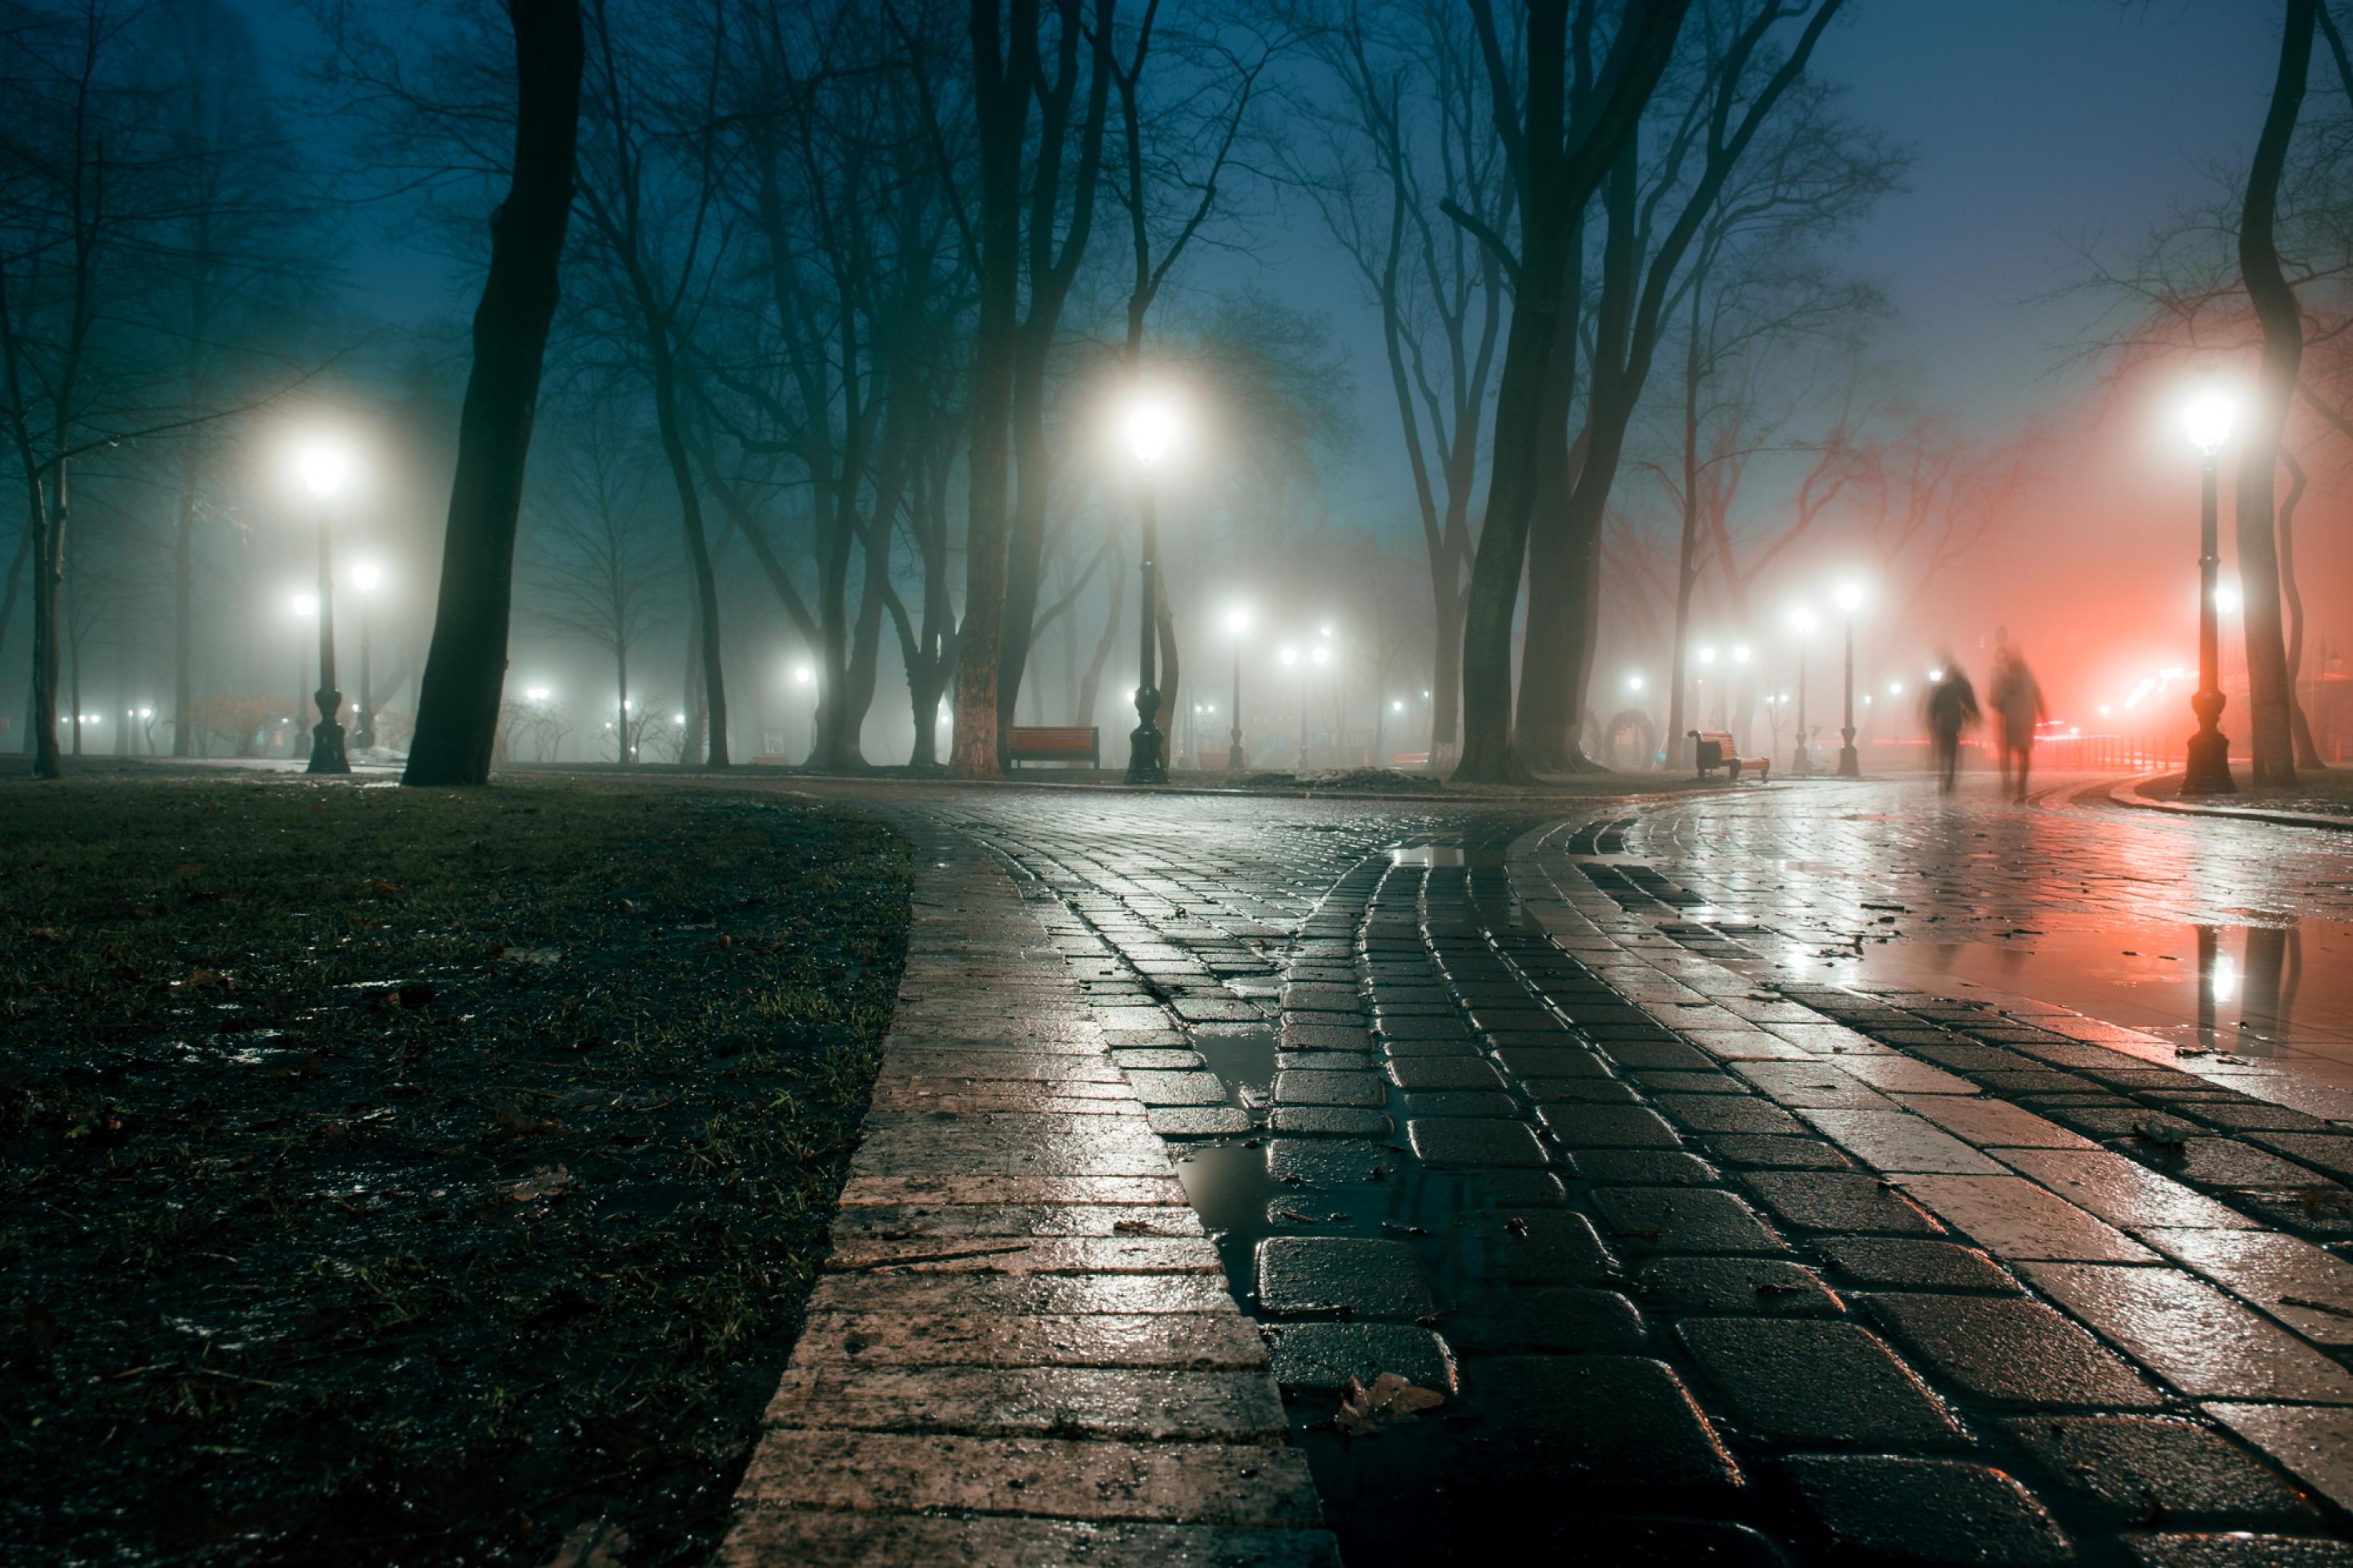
[0,776,910,1566]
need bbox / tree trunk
[948,0,1029,779]
[2233,0,2315,788]
[30,467,63,779]
[1512,327,1595,773]
[172,447,199,756]
[1076,539,1126,734]
[2278,451,2322,768]
[1154,583,1178,770]
[404,0,584,788]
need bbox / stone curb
[2105,774,2353,832]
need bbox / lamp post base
[2182,728,2235,796]
[307,717,351,775]
[1835,744,1860,779]
[1229,729,1247,773]
[1792,742,1809,777]
[1126,684,1166,785]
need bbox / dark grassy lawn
[0,776,909,1566]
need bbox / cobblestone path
[727,777,2353,1566]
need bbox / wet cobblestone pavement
[729,776,2353,1565]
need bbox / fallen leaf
[540,1520,631,1568]
[508,1165,576,1203]
[371,880,410,895]
[1331,1373,1445,1438]
[494,1105,564,1138]
[2131,1118,2187,1147]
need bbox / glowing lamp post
[1225,608,1250,772]
[1833,580,1865,778]
[293,437,353,774]
[351,561,383,749]
[1280,645,1302,765]
[1123,392,1176,784]
[2181,383,2237,795]
[1787,605,1818,776]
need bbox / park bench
[1689,729,1770,784]
[1008,725,1101,769]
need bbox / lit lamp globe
[1226,608,1249,636]
[2182,386,2236,456]
[295,437,353,501]
[291,590,317,618]
[1126,395,1176,471]
[352,561,383,594]
[1834,580,1865,615]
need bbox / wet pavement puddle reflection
[1772,921,2353,1115]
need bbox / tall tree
[1448,0,1688,784]
[403,0,585,787]
[2233,0,2317,786]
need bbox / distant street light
[1833,580,1866,778]
[1122,390,1179,784]
[525,686,551,703]
[1225,608,1250,772]
[1627,673,1645,693]
[2179,380,2238,795]
[351,560,383,749]
[1787,604,1819,776]
[291,435,354,774]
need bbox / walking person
[1924,653,1979,794]
[1986,629,2045,802]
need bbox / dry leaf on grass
[508,1165,576,1203]
[1331,1372,1445,1437]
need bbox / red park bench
[1008,725,1101,770]
[1689,729,1769,784]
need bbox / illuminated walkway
[724,774,2353,1564]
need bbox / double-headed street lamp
[1123,393,1177,784]
[1833,580,1865,778]
[1225,608,1249,772]
[2181,383,2238,795]
[351,560,383,749]
[293,436,354,775]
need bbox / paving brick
[1265,1137,1404,1187]
[1656,1094,1807,1135]
[737,1430,1322,1526]
[1266,1106,1393,1137]
[1492,1045,1615,1077]
[1450,1210,1617,1285]
[1452,1356,1742,1490]
[1634,1257,1842,1317]
[1263,1322,1456,1394]
[1574,1150,1722,1185]
[1271,1069,1386,1107]
[776,1511,1337,1567]
[1383,1057,1506,1090]
[1407,1117,1552,1169]
[2119,1534,2353,1568]
[2159,1138,2334,1192]
[1590,1185,1785,1254]
[1741,1170,1946,1234]
[1679,1317,1966,1446]
[1148,1107,1255,1137]
[1255,1237,1436,1321]
[2139,1225,2353,1346]
[1632,1069,1753,1096]
[1707,1134,1857,1169]
[1861,1293,2166,1408]
[2002,1414,2319,1523]
[1821,1056,1984,1096]
[1441,1286,1649,1352]
[2248,1133,2353,1185]
[1813,1237,2022,1293]
[1897,1175,2155,1261]
[1782,1455,2074,1564]
[2023,1263,2353,1403]
[1731,1061,1897,1109]
[2206,1403,2353,1518]
[1524,1077,1643,1103]
[1896,1093,2097,1149]
[760,1363,1287,1442]
[1401,1089,1519,1117]
[1798,1109,2006,1174]
[1534,1104,1684,1149]
[2000,1147,2262,1232]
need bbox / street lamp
[1122,390,1178,784]
[1787,604,1818,776]
[1225,607,1249,772]
[1833,580,1865,778]
[291,435,353,774]
[2180,381,2237,794]
[1280,644,1303,765]
[351,560,383,749]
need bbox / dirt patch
[0,777,909,1566]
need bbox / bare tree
[402,0,585,787]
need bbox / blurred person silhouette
[1923,653,1978,794]
[1986,628,2045,802]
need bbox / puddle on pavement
[1777,920,2353,1113]
[1387,845,1508,868]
